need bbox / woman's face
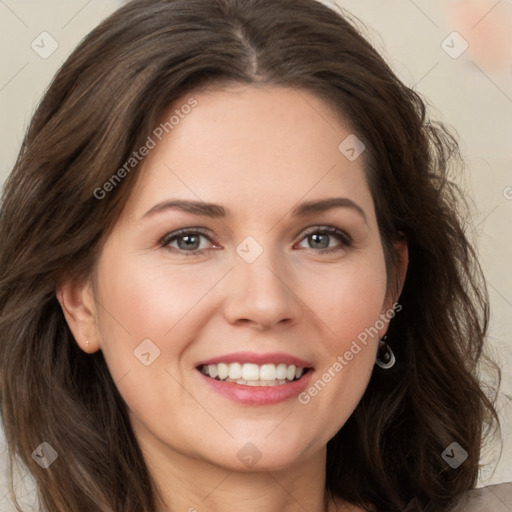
[77,85,405,472]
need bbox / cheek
[91,253,220,423]
[293,249,387,432]
[92,246,229,382]
[95,251,222,339]
[301,251,388,346]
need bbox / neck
[139,436,334,512]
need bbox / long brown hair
[0,0,500,510]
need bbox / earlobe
[56,277,99,353]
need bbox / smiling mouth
[197,362,312,387]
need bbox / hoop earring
[375,337,395,369]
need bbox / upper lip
[196,351,314,368]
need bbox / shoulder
[331,484,512,511]
[450,482,512,511]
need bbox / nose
[222,248,302,331]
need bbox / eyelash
[298,226,352,254]
[160,226,352,256]
[160,228,216,257]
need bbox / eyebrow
[143,200,227,219]
[142,197,367,222]
[291,197,367,222]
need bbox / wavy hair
[0,0,500,510]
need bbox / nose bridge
[236,241,289,301]
[223,237,300,328]
[240,254,285,298]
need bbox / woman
[0,0,503,510]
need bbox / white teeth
[241,363,259,381]
[259,364,277,380]
[208,364,218,379]
[199,362,308,384]
[228,362,242,380]
[217,363,229,380]
[276,363,288,380]
[227,378,290,387]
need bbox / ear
[392,238,408,303]
[379,238,408,333]
[56,276,100,353]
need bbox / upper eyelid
[294,225,352,243]
[299,225,349,236]
[160,227,214,243]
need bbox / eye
[160,228,218,255]
[296,226,352,253]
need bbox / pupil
[309,233,329,249]
[178,235,200,250]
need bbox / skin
[58,84,408,512]
[445,0,512,72]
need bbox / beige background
[0,0,510,509]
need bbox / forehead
[123,84,374,221]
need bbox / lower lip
[198,369,314,405]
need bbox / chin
[200,438,315,473]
